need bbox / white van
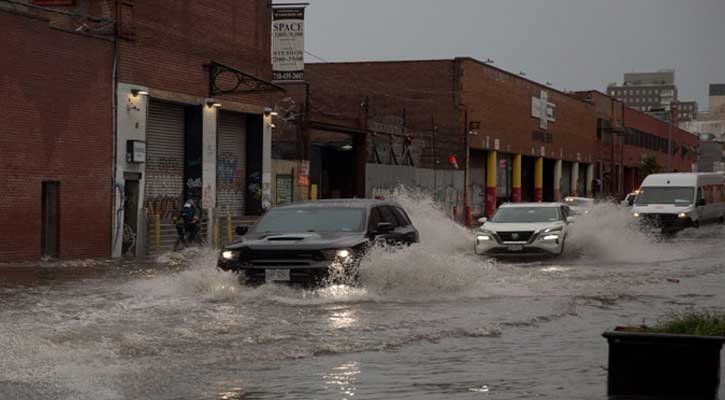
[633,173,725,231]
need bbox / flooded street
[2,197,724,400]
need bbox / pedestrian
[174,200,200,250]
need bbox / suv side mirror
[696,198,706,207]
[478,217,487,224]
[235,225,249,236]
[566,216,576,223]
[376,222,394,233]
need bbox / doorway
[41,181,60,258]
[309,130,356,199]
[123,178,140,255]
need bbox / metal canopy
[207,61,285,97]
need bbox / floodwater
[1,191,724,400]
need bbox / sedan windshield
[491,207,561,223]
[635,187,694,205]
[251,207,366,233]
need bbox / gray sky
[302,0,724,107]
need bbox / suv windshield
[491,207,561,223]
[251,207,366,233]
[635,187,694,205]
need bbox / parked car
[218,199,419,285]
[563,196,594,215]
[474,203,574,258]
[621,190,639,207]
[632,172,725,232]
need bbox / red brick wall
[303,60,463,169]
[624,107,698,173]
[118,0,272,107]
[0,11,113,262]
[460,58,596,162]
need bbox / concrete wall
[0,11,113,261]
[366,164,465,218]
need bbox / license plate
[265,269,290,283]
[507,245,524,251]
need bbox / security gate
[145,100,185,222]
[216,111,247,217]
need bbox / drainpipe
[463,109,471,226]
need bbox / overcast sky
[301,0,724,107]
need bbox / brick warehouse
[572,91,698,199]
[271,60,465,213]
[1,0,285,261]
[275,58,598,220]
[0,5,114,262]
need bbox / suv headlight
[476,231,495,243]
[221,250,238,260]
[677,212,688,219]
[543,226,562,233]
[323,249,354,261]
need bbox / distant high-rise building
[709,83,725,116]
[606,69,697,121]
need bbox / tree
[640,153,661,177]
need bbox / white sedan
[475,203,574,257]
[563,196,594,215]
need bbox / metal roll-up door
[216,111,247,217]
[145,100,185,222]
[561,161,572,197]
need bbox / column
[534,157,543,202]
[571,161,580,197]
[486,150,497,218]
[512,154,522,202]
[202,100,218,244]
[554,159,562,201]
[262,110,273,211]
[587,164,595,197]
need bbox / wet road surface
[1,198,724,400]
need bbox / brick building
[0,4,114,262]
[2,0,282,260]
[572,91,698,198]
[271,60,464,209]
[274,58,598,219]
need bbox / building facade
[573,91,699,199]
[2,0,283,261]
[0,2,114,262]
[606,69,698,122]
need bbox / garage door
[145,100,185,222]
[216,111,247,217]
[561,161,572,197]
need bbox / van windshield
[635,187,694,205]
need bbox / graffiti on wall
[217,153,244,190]
[144,195,181,221]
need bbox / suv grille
[497,231,534,242]
[241,249,326,266]
[641,213,678,227]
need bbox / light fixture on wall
[206,99,222,108]
[130,89,148,97]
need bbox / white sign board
[531,90,556,130]
[272,7,305,82]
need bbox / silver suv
[474,203,573,257]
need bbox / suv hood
[225,232,368,251]
[480,221,564,232]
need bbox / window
[368,207,383,230]
[392,207,412,226]
[378,206,399,227]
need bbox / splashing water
[566,202,698,263]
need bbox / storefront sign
[272,7,305,82]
